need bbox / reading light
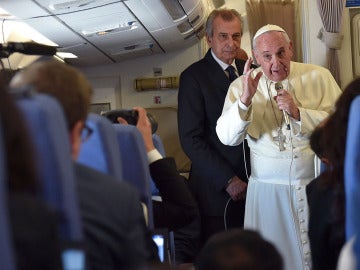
[81,21,138,37]
[56,52,78,59]
[49,0,98,11]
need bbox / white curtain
[317,0,346,85]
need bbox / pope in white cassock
[216,24,342,270]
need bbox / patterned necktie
[226,65,238,82]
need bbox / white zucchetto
[253,24,286,40]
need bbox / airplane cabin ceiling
[0,0,212,67]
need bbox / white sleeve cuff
[147,149,163,164]
[238,99,249,111]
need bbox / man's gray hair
[205,8,243,37]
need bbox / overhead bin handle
[0,42,57,58]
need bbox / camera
[102,109,158,134]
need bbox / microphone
[0,42,57,58]
[274,82,290,130]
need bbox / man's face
[253,31,293,82]
[207,16,242,65]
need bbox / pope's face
[207,16,242,65]
[253,31,293,82]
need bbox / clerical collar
[210,49,236,71]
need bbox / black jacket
[178,49,250,217]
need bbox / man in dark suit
[10,60,159,270]
[177,8,251,251]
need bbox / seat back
[0,121,17,270]
[78,113,123,180]
[151,135,176,265]
[16,91,85,269]
[152,134,166,156]
[150,134,166,196]
[113,124,154,229]
[15,92,83,242]
[344,96,360,263]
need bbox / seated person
[0,73,62,270]
[194,228,283,270]
[10,60,159,270]
[307,77,360,270]
[104,107,199,231]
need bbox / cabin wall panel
[82,1,354,102]
[81,42,203,109]
[304,0,353,88]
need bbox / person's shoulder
[181,50,214,74]
[181,57,208,74]
[293,61,332,74]
[74,162,139,196]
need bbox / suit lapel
[204,50,231,92]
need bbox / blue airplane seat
[150,134,166,196]
[152,134,175,265]
[15,91,83,243]
[78,113,123,181]
[0,121,16,270]
[15,90,85,270]
[345,96,360,264]
[153,134,166,156]
[113,124,154,229]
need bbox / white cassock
[216,61,342,270]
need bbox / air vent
[109,43,154,55]
[177,21,192,34]
[184,25,204,40]
[160,0,186,21]
[189,14,200,25]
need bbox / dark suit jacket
[178,49,250,217]
[306,175,345,270]
[9,192,62,270]
[150,157,198,230]
[74,162,158,270]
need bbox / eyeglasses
[81,124,93,142]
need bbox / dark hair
[0,71,38,193]
[312,77,360,250]
[195,229,283,270]
[310,125,325,160]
